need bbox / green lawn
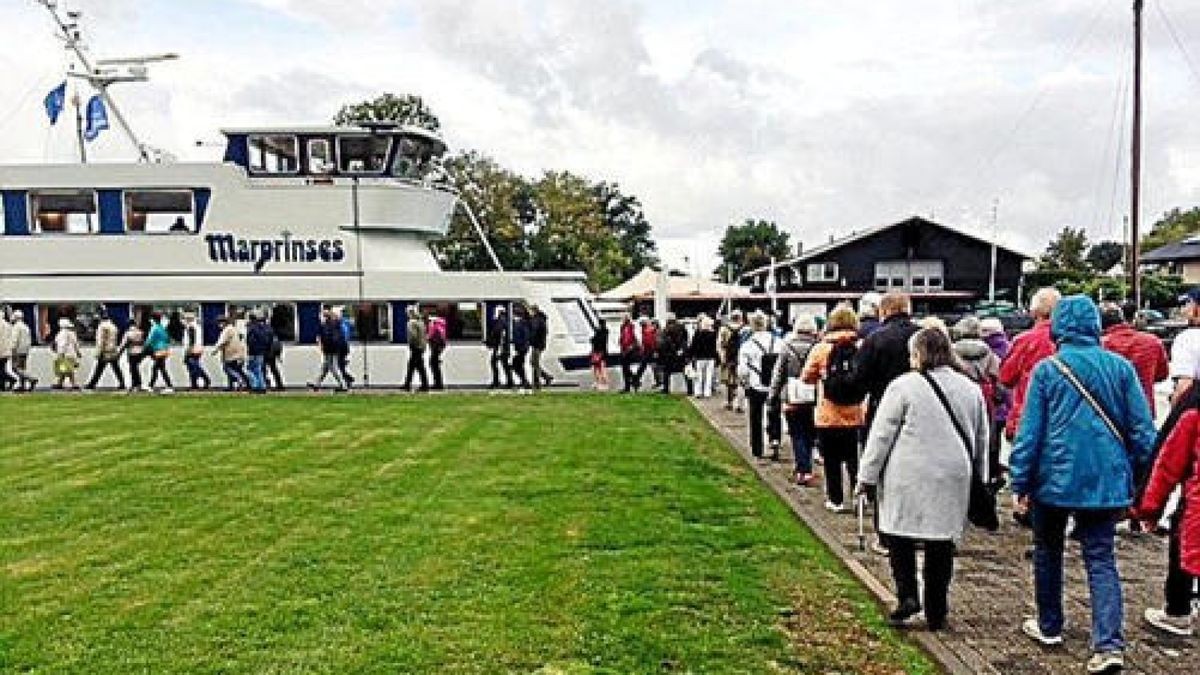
[0,394,934,674]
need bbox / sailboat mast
[1131,0,1144,308]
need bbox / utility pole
[1131,0,1145,308]
[988,199,999,305]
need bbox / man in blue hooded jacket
[1009,295,1156,674]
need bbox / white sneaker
[823,501,846,514]
[1021,618,1063,646]
[140,385,152,392]
[1144,607,1194,636]
[871,542,890,556]
[159,388,174,395]
[1086,650,1124,674]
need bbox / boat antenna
[35,0,177,162]
[1130,0,1144,309]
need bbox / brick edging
[689,398,994,675]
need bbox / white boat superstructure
[0,125,603,388]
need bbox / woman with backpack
[802,304,865,512]
[770,314,820,486]
[737,311,783,462]
[855,327,990,632]
[954,317,1004,488]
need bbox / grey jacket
[769,334,817,402]
[954,338,999,384]
[859,367,989,542]
[10,321,31,355]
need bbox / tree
[593,182,658,279]
[1141,207,1200,252]
[1086,241,1126,273]
[436,151,533,271]
[1038,226,1089,271]
[333,93,441,132]
[715,219,792,280]
[530,172,629,292]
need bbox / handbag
[921,372,1000,531]
[786,377,816,404]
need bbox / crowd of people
[639,288,1194,674]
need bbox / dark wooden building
[740,217,1031,318]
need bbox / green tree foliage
[530,172,630,292]
[1038,226,1089,271]
[1141,207,1200,252]
[1086,241,1126,273]
[437,151,533,271]
[715,220,792,280]
[594,182,659,278]
[334,93,441,132]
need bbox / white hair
[792,314,819,335]
[748,310,769,332]
[1029,287,1062,319]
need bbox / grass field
[0,394,934,674]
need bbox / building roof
[600,267,750,302]
[740,216,1033,280]
[1143,237,1200,263]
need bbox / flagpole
[71,91,88,164]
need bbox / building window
[125,190,196,234]
[806,262,839,283]
[337,135,392,174]
[248,135,299,174]
[873,261,945,292]
[31,190,97,234]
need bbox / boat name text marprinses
[204,232,346,273]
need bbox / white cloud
[3,0,1200,275]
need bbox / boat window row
[1,188,209,236]
[14,300,505,347]
[242,134,432,180]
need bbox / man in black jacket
[855,292,920,429]
[853,292,920,554]
[529,305,552,391]
[486,307,514,389]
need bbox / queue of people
[699,288,1192,674]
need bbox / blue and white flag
[44,81,67,125]
[83,95,109,142]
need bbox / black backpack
[822,340,866,405]
[319,319,344,351]
[751,337,778,389]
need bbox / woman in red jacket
[1137,406,1200,637]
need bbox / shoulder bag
[1049,356,1145,486]
[921,371,1000,531]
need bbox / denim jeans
[785,404,816,474]
[247,355,265,391]
[1031,504,1125,652]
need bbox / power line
[1155,0,1200,90]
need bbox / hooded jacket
[1008,296,1157,509]
[1102,323,1168,417]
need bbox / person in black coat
[511,308,532,390]
[854,292,921,430]
[486,307,514,389]
[529,305,552,391]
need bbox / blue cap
[1181,288,1200,305]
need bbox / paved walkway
[691,397,1196,675]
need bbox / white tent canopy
[599,267,749,302]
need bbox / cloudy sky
[3,0,1200,275]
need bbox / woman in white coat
[856,328,989,631]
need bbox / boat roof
[220,125,445,142]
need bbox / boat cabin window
[227,302,297,342]
[30,189,97,234]
[337,135,391,174]
[125,190,196,234]
[344,303,390,342]
[249,135,299,174]
[391,137,424,179]
[553,299,596,345]
[307,139,334,174]
[132,303,195,342]
[419,302,484,342]
[38,303,104,343]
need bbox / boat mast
[36,0,150,161]
[1130,0,1144,308]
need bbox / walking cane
[856,493,867,552]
